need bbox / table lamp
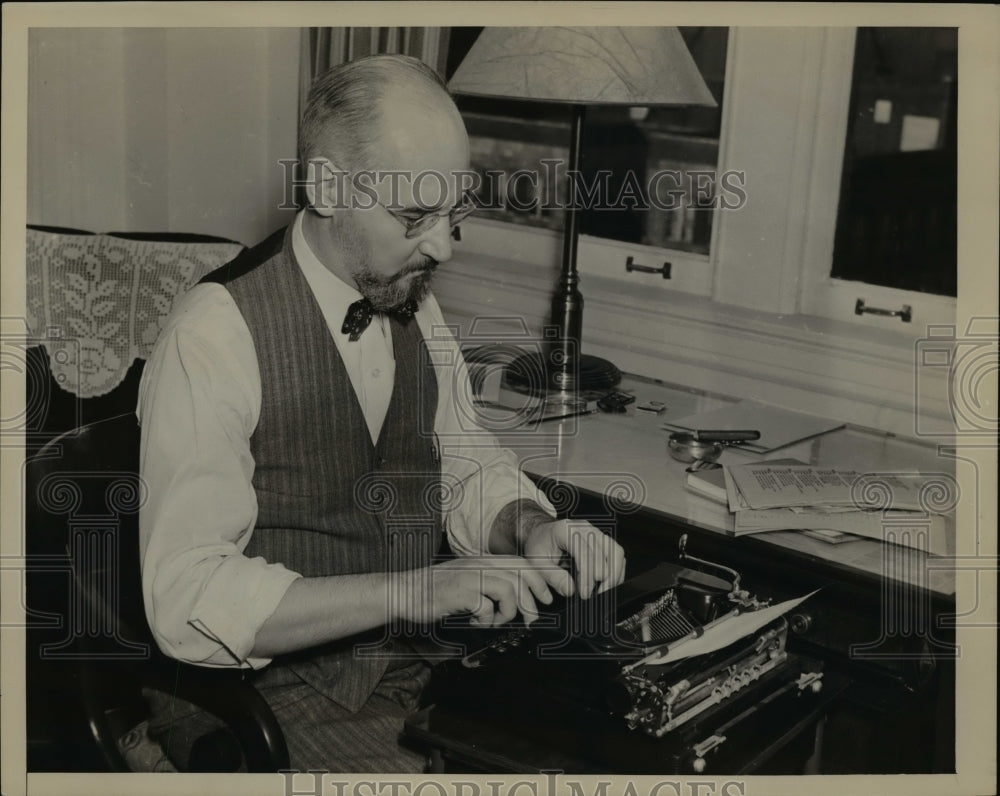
[448,27,716,409]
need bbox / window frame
[795,27,958,328]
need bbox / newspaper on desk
[722,463,951,556]
[725,463,947,512]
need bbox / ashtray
[667,432,723,471]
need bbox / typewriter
[419,537,835,773]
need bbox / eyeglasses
[377,193,477,239]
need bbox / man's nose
[417,217,454,264]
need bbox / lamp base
[504,352,622,398]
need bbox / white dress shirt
[137,211,554,669]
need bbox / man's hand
[392,557,554,627]
[523,519,626,599]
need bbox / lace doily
[26,229,243,398]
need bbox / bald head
[373,82,469,176]
[299,54,459,173]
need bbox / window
[446,27,729,257]
[797,28,958,329]
[832,28,957,298]
[435,27,965,435]
[446,27,957,330]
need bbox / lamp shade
[448,27,717,107]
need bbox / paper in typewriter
[649,591,818,665]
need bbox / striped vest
[201,227,443,711]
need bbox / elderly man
[138,54,625,772]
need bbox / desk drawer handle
[855,298,912,323]
[626,257,671,279]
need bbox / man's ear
[304,157,346,217]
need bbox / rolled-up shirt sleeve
[442,443,556,557]
[417,297,556,556]
[137,285,301,668]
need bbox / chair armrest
[147,663,290,772]
[78,652,291,772]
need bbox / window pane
[445,27,729,255]
[832,28,957,296]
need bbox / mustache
[391,257,438,282]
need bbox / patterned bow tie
[341,297,418,342]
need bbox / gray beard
[351,259,436,312]
[338,216,437,312]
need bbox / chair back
[25,413,289,772]
[26,414,152,769]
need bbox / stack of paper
[720,462,951,555]
[687,459,855,545]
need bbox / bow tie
[341,297,418,342]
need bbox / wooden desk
[423,376,957,773]
[491,376,956,597]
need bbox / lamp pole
[547,103,586,401]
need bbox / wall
[27,28,300,245]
